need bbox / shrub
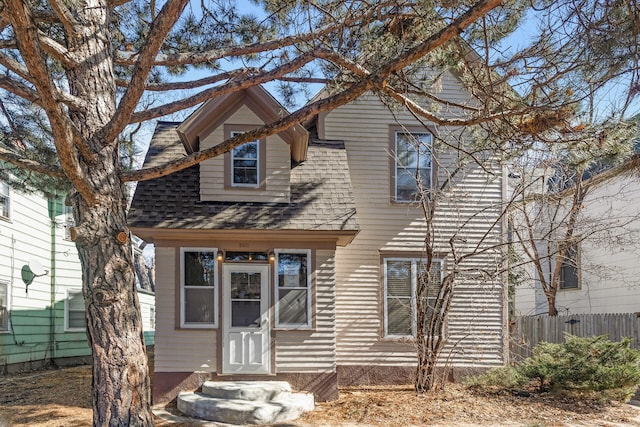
[518,335,640,401]
[464,365,527,390]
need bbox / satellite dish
[29,260,47,276]
[21,260,49,293]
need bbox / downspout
[48,196,57,363]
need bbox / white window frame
[274,249,312,329]
[180,247,218,328]
[0,181,11,220]
[230,131,260,188]
[65,288,86,331]
[0,280,9,333]
[383,257,443,338]
[394,131,433,203]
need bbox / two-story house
[129,79,508,404]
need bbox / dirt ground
[1,356,640,427]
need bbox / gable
[176,85,308,162]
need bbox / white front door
[222,264,270,374]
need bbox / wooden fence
[510,313,640,362]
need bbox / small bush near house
[467,335,640,402]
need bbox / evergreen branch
[128,50,317,123]
[4,0,95,203]
[382,84,529,126]
[108,0,132,7]
[0,75,41,104]
[0,52,85,109]
[124,0,504,182]
[115,68,259,91]
[0,51,35,84]
[37,31,81,67]
[0,145,66,178]
[112,6,387,67]
[102,0,190,143]
[48,0,79,35]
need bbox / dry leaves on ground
[1,362,640,426]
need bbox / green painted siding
[0,191,155,371]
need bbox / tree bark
[70,174,154,426]
[63,0,154,423]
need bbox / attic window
[231,133,259,187]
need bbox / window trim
[0,280,9,333]
[0,181,11,221]
[382,257,444,338]
[223,125,267,190]
[389,126,436,204]
[64,288,86,331]
[274,249,312,329]
[180,247,219,329]
[559,243,581,291]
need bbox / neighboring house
[511,157,640,316]
[0,183,155,373]
[129,81,507,404]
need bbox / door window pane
[230,271,262,327]
[231,301,261,327]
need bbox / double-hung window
[394,131,433,202]
[180,248,218,327]
[0,181,10,220]
[0,281,8,332]
[65,289,86,330]
[275,249,312,328]
[383,257,443,337]
[230,132,259,187]
[559,243,580,290]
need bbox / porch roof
[128,122,360,239]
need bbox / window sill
[178,325,218,330]
[273,326,314,331]
[379,336,415,343]
[0,216,12,223]
[64,328,86,332]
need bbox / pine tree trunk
[60,0,154,423]
[70,171,154,426]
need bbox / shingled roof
[128,122,359,237]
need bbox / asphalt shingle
[128,122,360,233]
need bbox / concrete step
[201,380,292,402]
[177,390,315,425]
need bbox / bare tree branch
[48,0,79,36]
[128,50,318,123]
[102,0,190,143]
[4,0,94,203]
[37,31,80,67]
[0,145,66,177]
[123,0,504,181]
[0,75,41,103]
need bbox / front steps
[177,381,315,425]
